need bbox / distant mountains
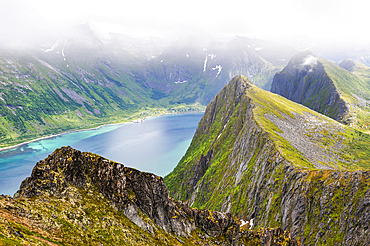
[0,25,297,147]
[271,51,370,130]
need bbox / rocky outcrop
[13,146,297,245]
[271,51,350,123]
[165,75,370,245]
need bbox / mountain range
[0,25,298,148]
[1,26,370,245]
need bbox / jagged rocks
[11,146,298,245]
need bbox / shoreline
[0,111,205,153]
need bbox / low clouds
[302,55,318,67]
[0,0,369,47]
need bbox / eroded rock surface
[13,146,297,245]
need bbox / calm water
[0,113,204,195]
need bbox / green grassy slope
[0,43,204,148]
[165,75,370,244]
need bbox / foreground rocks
[0,146,298,245]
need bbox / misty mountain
[0,25,296,147]
[271,51,370,130]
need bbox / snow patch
[240,218,254,229]
[160,59,164,63]
[255,47,262,51]
[208,53,216,60]
[240,220,247,227]
[43,41,59,52]
[62,40,68,62]
[217,122,228,139]
[212,65,222,77]
[203,54,208,72]
[202,48,207,51]
[175,80,188,84]
[186,54,189,58]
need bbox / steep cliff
[165,75,370,245]
[271,51,370,129]
[0,146,297,245]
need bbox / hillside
[165,76,370,245]
[0,146,297,245]
[136,36,296,104]
[271,51,370,129]
[340,58,370,83]
[0,26,295,148]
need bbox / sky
[0,0,370,45]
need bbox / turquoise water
[0,113,204,195]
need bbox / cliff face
[165,75,370,245]
[1,146,297,245]
[271,51,349,123]
[271,51,370,129]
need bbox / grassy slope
[166,76,370,196]
[311,57,370,129]
[165,76,370,244]
[0,188,218,246]
[249,84,370,170]
[0,49,205,148]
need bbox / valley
[0,26,296,149]
[1,24,370,245]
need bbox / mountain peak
[339,58,357,71]
[272,52,370,129]
[165,76,370,244]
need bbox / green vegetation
[0,187,219,245]
[165,75,370,245]
[0,50,205,149]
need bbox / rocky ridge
[165,75,370,245]
[0,146,297,245]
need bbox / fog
[1,0,370,48]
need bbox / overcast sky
[1,0,370,45]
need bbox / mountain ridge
[165,75,370,245]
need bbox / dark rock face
[188,148,213,188]
[339,59,357,71]
[15,146,297,245]
[271,51,350,123]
